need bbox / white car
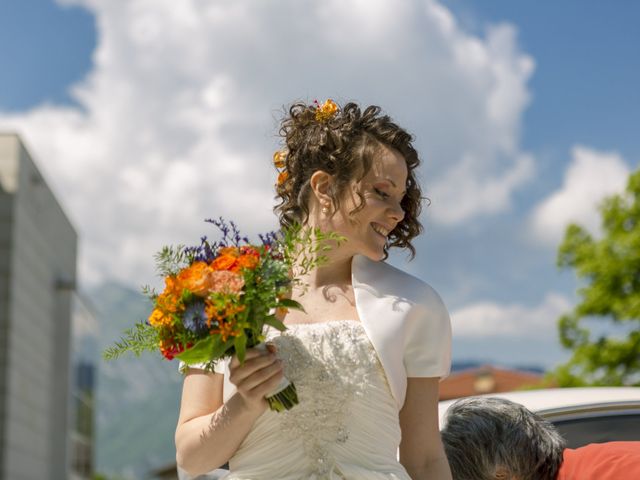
[438,387,640,448]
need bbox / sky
[1,0,638,369]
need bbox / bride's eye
[374,188,389,199]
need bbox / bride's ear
[309,170,334,206]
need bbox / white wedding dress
[218,320,412,480]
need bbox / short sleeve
[178,358,227,375]
[403,284,452,378]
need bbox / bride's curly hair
[274,100,425,259]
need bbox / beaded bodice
[223,320,411,480]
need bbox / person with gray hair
[440,396,640,480]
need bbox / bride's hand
[228,345,284,414]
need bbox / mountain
[87,281,183,478]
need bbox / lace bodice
[221,320,411,480]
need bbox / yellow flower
[315,99,339,122]
[149,308,173,327]
[273,150,287,169]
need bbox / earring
[321,201,330,214]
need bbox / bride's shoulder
[353,254,443,307]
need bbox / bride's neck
[294,252,352,292]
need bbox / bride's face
[328,146,408,261]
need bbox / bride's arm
[175,349,283,477]
[399,377,452,480]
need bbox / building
[0,133,86,479]
[69,294,99,480]
[439,364,546,401]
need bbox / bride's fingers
[236,360,283,394]
[248,366,285,399]
[229,352,278,386]
[228,348,265,369]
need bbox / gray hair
[440,397,566,480]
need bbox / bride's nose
[388,202,405,223]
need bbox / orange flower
[155,275,184,313]
[214,321,239,342]
[164,275,182,297]
[178,262,215,296]
[314,99,339,122]
[211,253,237,271]
[232,252,259,272]
[149,308,173,327]
[156,291,182,313]
[277,170,288,186]
[273,150,287,169]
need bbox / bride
[175,100,453,479]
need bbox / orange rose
[210,254,235,271]
[233,253,259,272]
[178,261,222,296]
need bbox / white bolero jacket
[183,254,452,411]
[351,254,451,409]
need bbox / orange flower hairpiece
[277,170,288,186]
[273,150,286,169]
[273,150,288,186]
[314,99,339,122]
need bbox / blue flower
[183,301,209,335]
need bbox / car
[178,387,640,479]
[438,387,640,448]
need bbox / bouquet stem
[266,377,299,412]
[255,342,299,412]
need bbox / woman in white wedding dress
[175,100,453,480]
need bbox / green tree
[553,169,640,386]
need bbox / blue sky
[1,0,638,369]
[0,0,95,110]
[444,0,640,157]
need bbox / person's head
[441,397,566,480]
[273,100,423,261]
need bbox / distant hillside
[451,360,545,375]
[89,282,183,479]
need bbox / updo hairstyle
[274,101,424,259]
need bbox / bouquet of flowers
[104,218,342,412]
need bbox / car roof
[438,387,640,428]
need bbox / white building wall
[0,133,77,480]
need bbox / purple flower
[183,301,209,335]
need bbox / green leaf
[102,322,159,360]
[264,315,287,331]
[176,336,215,364]
[234,334,247,364]
[176,335,235,364]
[278,298,305,312]
[210,336,234,359]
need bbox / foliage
[552,169,640,386]
[103,219,344,365]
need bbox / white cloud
[529,145,631,246]
[0,0,536,287]
[451,292,572,338]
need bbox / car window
[552,413,640,448]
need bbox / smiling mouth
[371,222,390,238]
